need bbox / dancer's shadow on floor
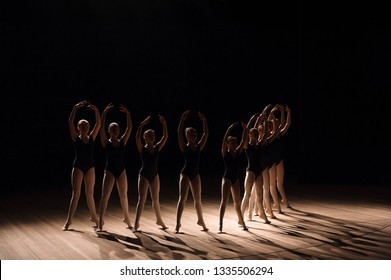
[267,207,387,258]
[96,229,209,260]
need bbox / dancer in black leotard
[133,114,168,231]
[218,121,249,233]
[268,104,292,212]
[63,100,100,230]
[97,103,132,231]
[256,106,278,218]
[175,110,209,233]
[241,112,270,224]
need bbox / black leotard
[245,143,262,178]
[271,135,284,165]
[181,145,200,180]
[222,151,241,184]
[73,136,94,174]
[261,142,273,170]
[139,146,159,182]
[104,139,126,179]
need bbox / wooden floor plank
[1,182,390,260]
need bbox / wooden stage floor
[1,179,390,260]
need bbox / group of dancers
[63,100,291,234]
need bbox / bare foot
[90,217,99,227]
[265,210,277,219]
[62,221,71,231]
[260,212,271,224]
[197,220,209,231]
[238,220,248,231]
[123,218,133,229]
[156,220,168,230]
[97,220,105,231]
[174,223,181,234]
[132,224,140,232]
[281,199,292,208]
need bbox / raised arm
[266,112,280,143]
[280,105,291,136]
[120,104,132,146]
[69,100,87,142]
[277,104,286,130]
[254,104,272,128]
[88,102,101,141]
[237,121,249,153]
[136,116,151,153]
[243,113,259,149]
[222,122,237,157]
[156,114,168,151]
[197,111,209,151]
[178,110,189,152]
[247,112,259,129]
[100,103,113,147]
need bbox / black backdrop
[2,1,390,194]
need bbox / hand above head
[141,116,152,126]
[198,111,206,121]
[271,105,278,113]
[75,100,88,109]
[263,104,272,112]
[87,102,98,111]
[119,104,129,114]
[181,110,190,119]
[229,122,238,129]
[158,114,166,124]
[104,102,114,113]
[241,121,246,129]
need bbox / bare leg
[218,178,231,233]
[276,160,291,208]
[63,168,83,230]
[269,163,282,213]
[190,176,208,231]
[248,185,256,220]
[149,175,168,229]
[116,171,132,229]
[175,174,190,233]
[84,168,98,226]
[98,171,115,231]
[254,175,270,224]
[262,168,275,218]
[231,181,247,230]
[241,171,255,221]
[133,175,149,231]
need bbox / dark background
[2,1,390,196]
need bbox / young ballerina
[218,121,249,233]
[248,105,276,220]
[255,106,278,219]
[175,110,209,233]
[63,100,100,230]
[268,104,292,212]
[241,112,271,224]
[97,103,133,231]
[133,114,168,231]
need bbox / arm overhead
[136,116,151,153]
[178,110,190,152]
[156,114,168,151]
[198,111,209,151]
